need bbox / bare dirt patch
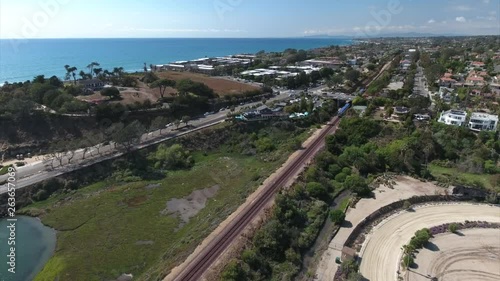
[162,185,220,228]
[409,228,500,281]
[315,176,443,281]
[156,71,259,96]
[125,195,149,207]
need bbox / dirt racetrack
[359,203,500,281]
[409,228,500,281]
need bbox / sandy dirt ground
[162,185,220,227]
[157,71,259,95]
[409,228,500,281]
[164,122,334,281]
[76,83,172,105]
[359,203,500,281]
[315,176,442,281]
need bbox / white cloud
[477,15,497,21]
[428,19,436,24]
[454,5,472,11]
[483,0,490,4]
[456,16,467,22]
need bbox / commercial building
[468,112,499,132]
[438,110,467,126]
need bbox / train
[337,102,351,117]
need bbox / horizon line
[0,34,498,40]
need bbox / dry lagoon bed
[409,228,500,281]
[359,203,500,281]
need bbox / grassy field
[428,164,500,192]
[25,152,282,281]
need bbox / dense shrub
[330,210,346,225]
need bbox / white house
[438,110,467,126]
[468,113,499,132]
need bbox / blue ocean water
[0,38,352,83]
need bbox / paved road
[413,61,435,111]
[0,91,291,193]
[359,203,500,281]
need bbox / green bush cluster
[401,228,432,269]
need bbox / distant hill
[304,32,465,39]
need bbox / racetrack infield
[359,203,500,281]
[409,228,500,281]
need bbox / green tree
[87,62,100,77]
[150,116,168,134]
[306,182,328,200]
[255,137,275,153]
[101,87,121,100]
[345,69,361,83]
[64,65,78,84]
[174,119,181,129]
[151,79,176,99]
[112,120,145,151]
[448,223,458,233]
[151,144,194,170]
[402,254,414,269]
[181,115,191,126]
[330,209,346,225]
[221,260,247,281]
[347,272,366,281]
[344,175,370,197]
[403,200,412,210]
[93,67,103,77]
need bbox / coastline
[0,37,353,84]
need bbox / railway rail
[172,116,341,281]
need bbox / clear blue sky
[0,0,498,38]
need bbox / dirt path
[359,203,500,281]
[409,228,500,281]
[315,176,442,281]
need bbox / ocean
[0,38,352,83]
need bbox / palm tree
[87,62,100,77]
[64,65,78,83]
[93,68,103,77]
[113,67,125,77]
[79,70,87,80]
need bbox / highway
[0,90,292,194]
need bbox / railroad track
[172,116,341,281]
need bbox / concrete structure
[438,109,467,126]
[300,59,344,69]
[468,112,499,132]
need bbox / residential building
[300,59,344,69]
[438,77,457,88]
[468,112,498,132]
[439,87,455,103]
[438,110,467,126]
[78,79,104,92]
